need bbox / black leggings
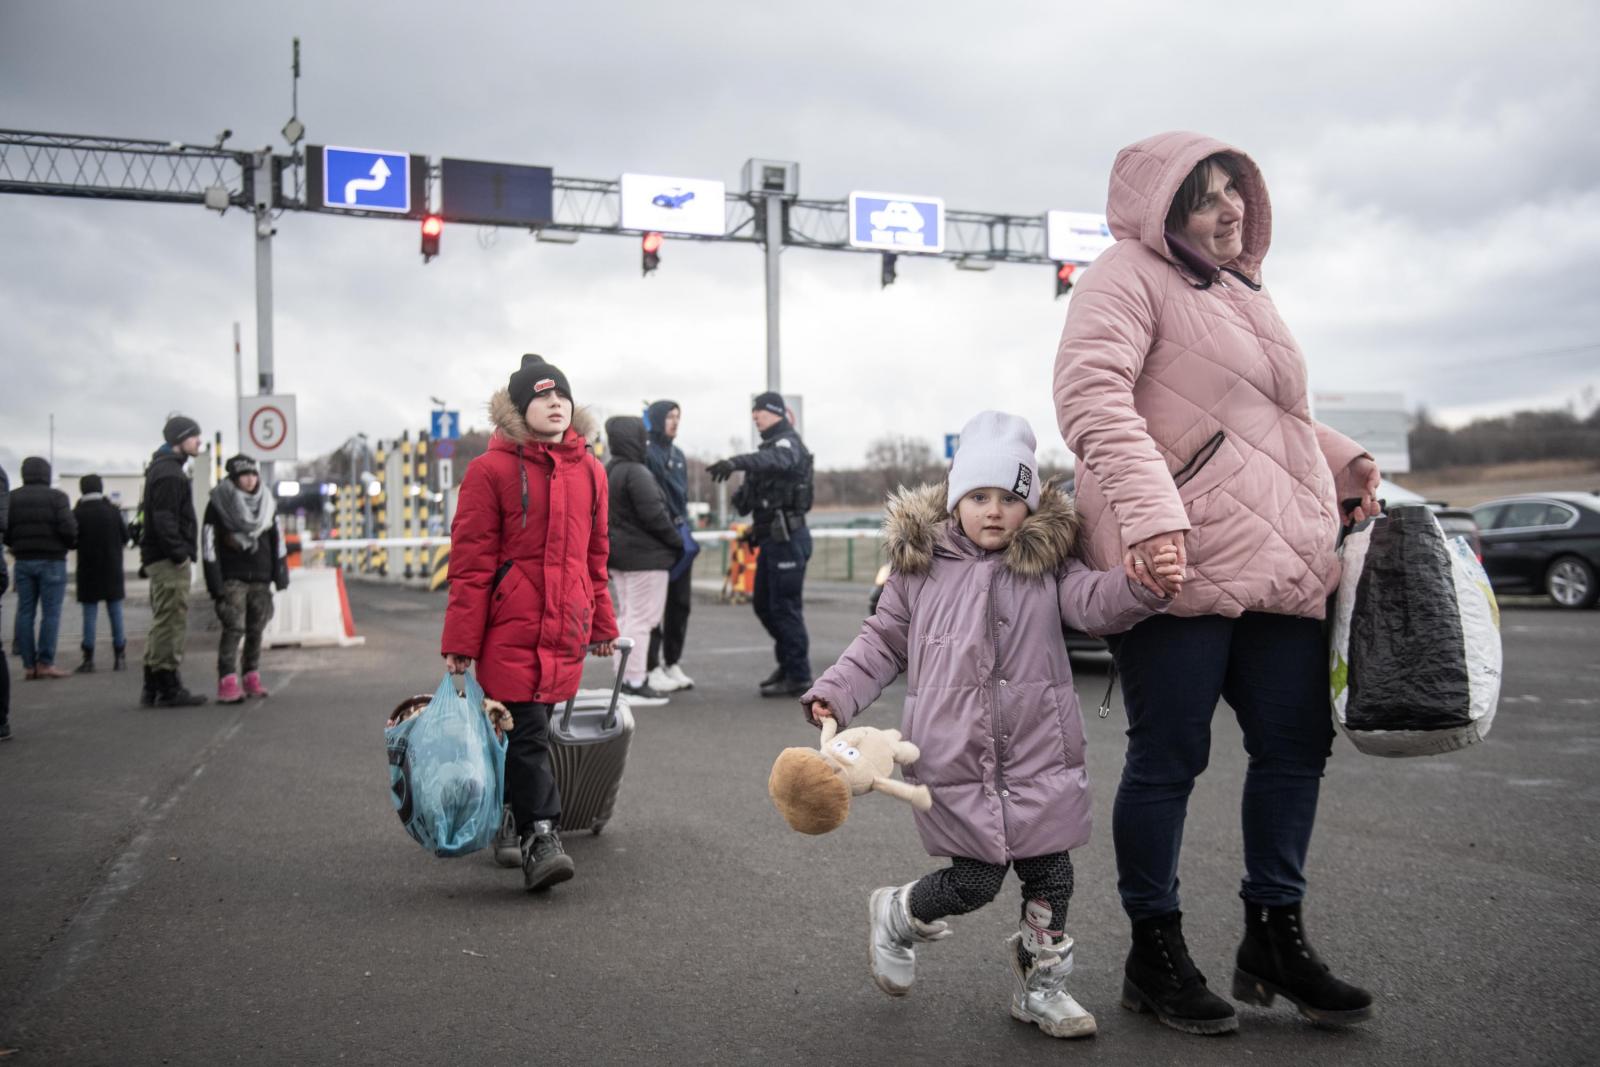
[502,700,561,835]
[909,851,1075,939]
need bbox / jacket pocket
[487,561,527,627]
[1173,432,1245,506]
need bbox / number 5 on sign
[239,395,299,463]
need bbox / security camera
[215,129,233,145]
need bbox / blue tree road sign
[430,410,461,440]
[848,192,945,253]
[323,147,411,213]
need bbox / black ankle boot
[154,669,208,707]
[1122,911,1238,1035]
[1233,901,1373,1025]
[140,665,159,706]
[76,646,95,673]
[113,646,127,671]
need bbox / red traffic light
[641,231,663,276]
[420,214,443,263]
[1054,262,1077,297]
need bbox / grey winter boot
[867,883,950,997]
[1006,928,1097,1038]
[521,820,574,892]
[491,804,521,868]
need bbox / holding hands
[1124,533,1187,599]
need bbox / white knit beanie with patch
[946,410,1041,513]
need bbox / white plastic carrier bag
[1329,505,1502,757]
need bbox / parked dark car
[1433,507,1483,562]
[1469,493,1600,609]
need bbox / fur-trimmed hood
[882,481,1079,579]
[486,388,598,447]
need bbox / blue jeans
[82,599,126,652]
[13,559,69,668]
[1107,612,1334,920]
[752,526,812,683]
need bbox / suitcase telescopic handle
[560,637,634,732]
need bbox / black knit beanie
[163,414,202,446]
[225,454,260,483]
[752,391,786,417]
[80,474,103,495]
[508,353,572,414]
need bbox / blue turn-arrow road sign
[430,410,461,440]
[322,146,411,213]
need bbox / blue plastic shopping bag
[385,672,508,857]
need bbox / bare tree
[864,434,939,497]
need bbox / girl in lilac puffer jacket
[801,411,1178,1039]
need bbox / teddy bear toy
[768,717,932,834]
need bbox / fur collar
[882,481,1079,579]
[486,388,598,447]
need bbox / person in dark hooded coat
[72,474,131,673]
[643,399,698,693]
[5,456,77,679]
[604,414,683,704]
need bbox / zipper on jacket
[1172,431,1226,489]
[987,572,1011,834]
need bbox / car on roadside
[1469,493,1600,609]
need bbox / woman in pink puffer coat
[802,411,1174,1040]
[1053,131,1381,1035]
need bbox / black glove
[706,460,736,482]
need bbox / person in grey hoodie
[801,411,1178,1040]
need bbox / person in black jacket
[139,415,207,707]
[707,391,816,697]
[643,399,699,694]
[0,463,10,739]
[72,474,131,673]
[604,415,683,704]
[4,456,78,680]
[203,454,288,704]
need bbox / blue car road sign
[848,192,945,253]
[323,146,411,213]
[430,410,461,441]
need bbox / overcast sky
[3,0,1597,481]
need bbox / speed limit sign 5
[238,395,298,462]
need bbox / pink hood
[1106,130,1272,281]
[1052,131,1369,620]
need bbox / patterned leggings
[909,851,1076,953]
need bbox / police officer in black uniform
[707,391,815,697]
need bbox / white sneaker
[647,666,685,692]
[1005,931,1097,1038]
[664,663,694,689]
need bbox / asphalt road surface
[2,579,1596,1065]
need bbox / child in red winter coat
[441,354,619,892]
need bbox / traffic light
[641,231,663,276]
[420,214,442,263]
[881,252,898,289]
[1054,262,1077,298]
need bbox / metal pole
[762,192,783,393]
[232,321,242,454]
[252,151,275,487]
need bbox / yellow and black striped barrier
[428,543,450,592]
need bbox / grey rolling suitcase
[548,637,636,835]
